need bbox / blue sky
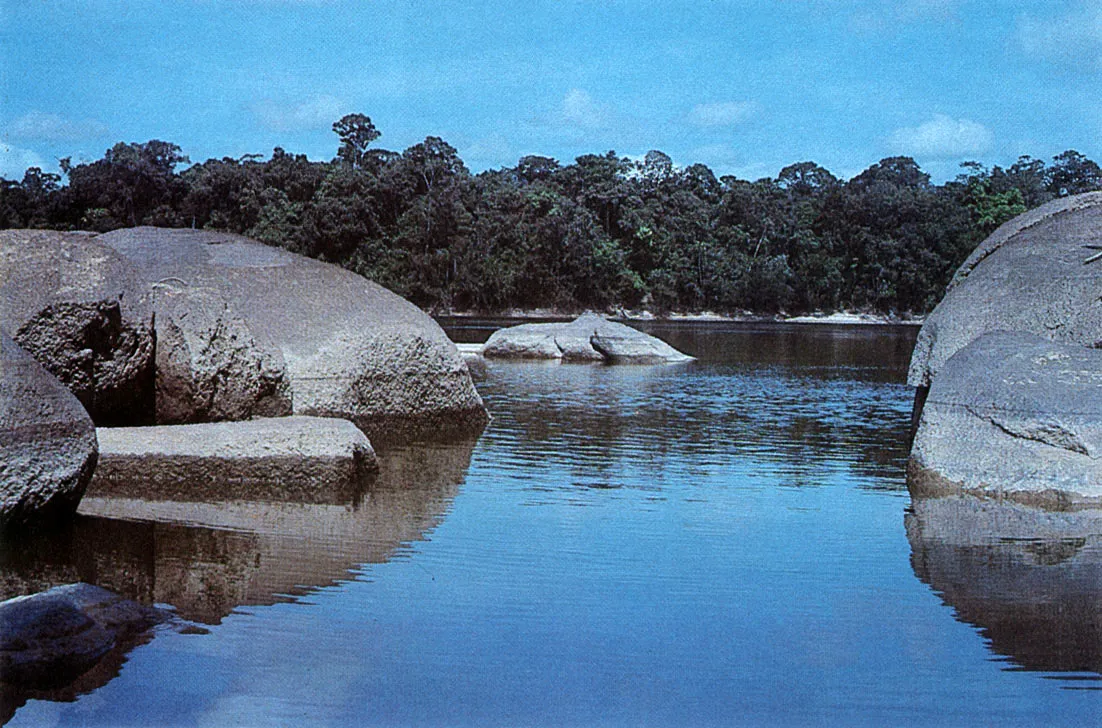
[2,0,1100,182]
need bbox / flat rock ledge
[88,416,377,502]
[480,313,693,364]
[909,332,1102,509]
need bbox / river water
[4,322,1099,726]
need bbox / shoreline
[435,309,925,326]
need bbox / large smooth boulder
[0,583,167,689]
[95,227,486,442]
[481,313,693,363]
[908,192,1102,389]
[0,230,155,424]
[0,332,98,529]
[89,416,376,501]
[909,332,1102,507]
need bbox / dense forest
[4,113,1101,316]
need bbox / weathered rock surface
[0,332,98,529]
[0,230,155,424]
[908,192,1102,388]
[152,284,291,424]
[907,495,1102,674]
[89,416,376,501]
[909,332,1102,507]
[0,583,167,689]
[95,227,486,441]
[481,313,693,363]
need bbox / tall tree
[333,113,381,170]
[1047,150,1102,197]
[60,140,189,229]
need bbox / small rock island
[479,313,693,364]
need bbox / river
[4,321,1099,726]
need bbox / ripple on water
[15,323,1097,725]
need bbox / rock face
[909,332,1102,507]
[89,416,376,501]
[0,582,167,689]
[95,227,486,441]
[481,313,693,363]
[908,192,1102,389]
[0,230,155,424]
[152,284,291,424]
[0,332,98,529]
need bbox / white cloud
[559,89,613,130]
[459,133,514,169]
[1018,5,1102,67]
[7,111,108,142]
[896,0,958,21]
[252,94,347,132]
[888,114,994,158]
[0,140,49,180]
[848,0,960,32]
[687,101,760,128]
[682,144,772,179]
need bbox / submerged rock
[909,332,1102,507]
[95,227,486,441]
[0,230,155,424]
[908,192,1102,389]
[481,313,693,363]
[0,582,167,689]
[90,416,376,501]
[0,332,98,529]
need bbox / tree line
[4,113,1101,315]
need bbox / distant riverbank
[436,309,925,326]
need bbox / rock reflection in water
[906,495,1102,680]
[0,441,475,625]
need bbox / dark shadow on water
[470,369,913,496]
[906,494,1102,683]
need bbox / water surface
[5,322,1099,726]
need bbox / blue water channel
[6,322,1099,726]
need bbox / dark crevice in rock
[985,415,1092,457]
